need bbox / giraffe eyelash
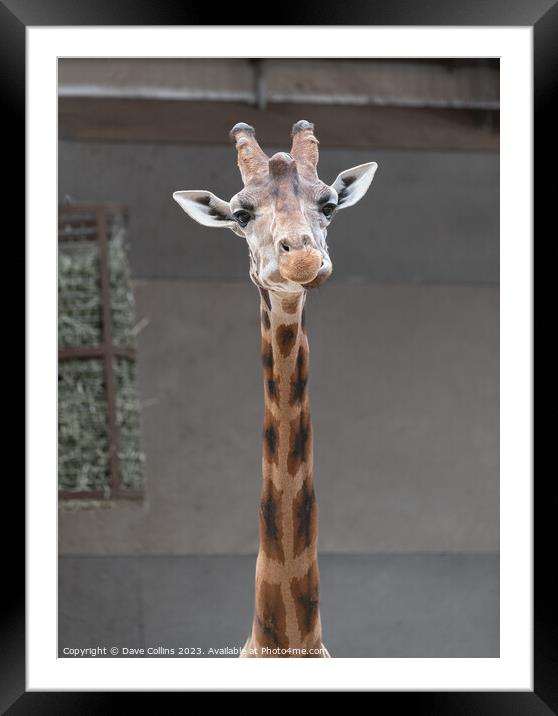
[321,203,337,219]
[234,210,252,227]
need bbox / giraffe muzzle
[278,248,322,284]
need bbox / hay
[58,221,145,505]
[58,226,138,349]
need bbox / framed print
[14,0,548,710]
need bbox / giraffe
[173,120,377,658]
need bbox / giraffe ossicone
[173,121,377,658]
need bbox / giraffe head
[174,120,377,294]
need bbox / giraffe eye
[322,203,336,219]
[234,210,252,227]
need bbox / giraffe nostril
[280,242,290,253]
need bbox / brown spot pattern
[281,297,300,314]
[290,345,308,405]
[254,581,289,650]
[261,338,273,370]
[259,480,284,563]
[261,338,279,405]
[276,323,298,358]
[262,409,279,465]
[292,478,317,557]
[287,408,312,475]
[290,562,320,639]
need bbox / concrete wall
[59,142,499,284]
[58,140,499,555]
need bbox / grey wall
[59,281,499,555]
[59,142,499,284]
[58,139,499,555]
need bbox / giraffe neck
[247,287,323,658]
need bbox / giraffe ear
[330,162,378,210]
[173,190,237,229]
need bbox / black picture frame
[13,0,547,710]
